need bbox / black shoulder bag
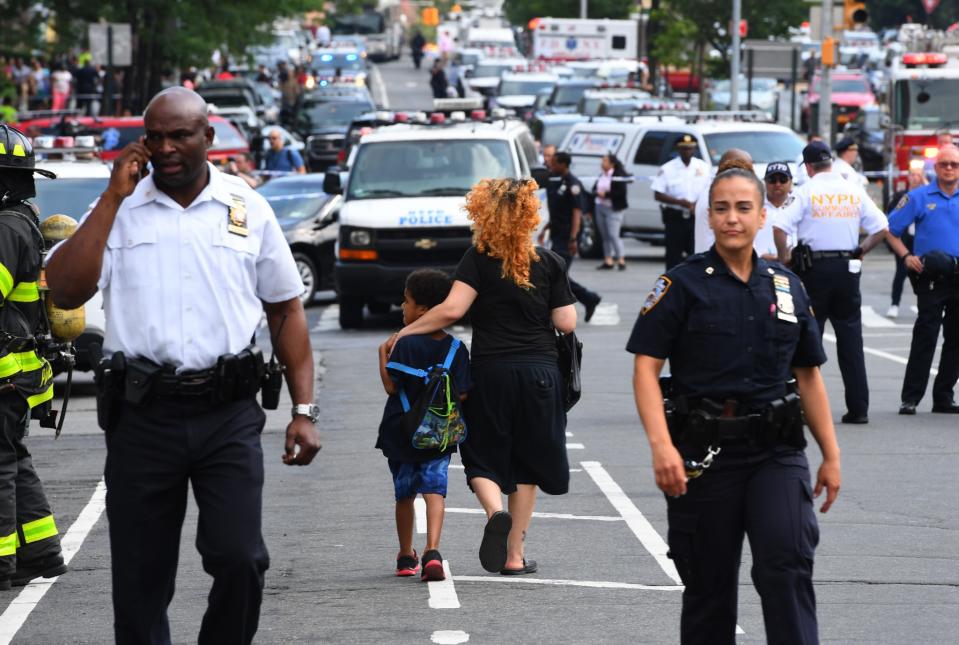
[556,331,583,412]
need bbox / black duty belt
[151,369,216,400]
[810,250,853,259]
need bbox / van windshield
[703,131,805,165]
[347,139,514,199]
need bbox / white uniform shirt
[692,170,778,256]
[794,155,867,187]
[774,170,887,251]
[763,194,795,254]
[62,163,303,371]
[651,156,711,205]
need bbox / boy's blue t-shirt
[376,333,472,462]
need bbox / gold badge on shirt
[228,194,249,237]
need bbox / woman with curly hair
[389,177,577,575]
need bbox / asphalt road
[3,60,956,644]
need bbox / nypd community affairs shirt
[52,163,304,372]
[773,170,887,251]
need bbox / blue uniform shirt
[887,181,959,257]
[626,248,826,406]
[262,147,304,173]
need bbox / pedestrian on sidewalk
[45,87,320,645]
[377,270,472,582]
[542,151,602,321]
[592,152,630,271]
[884,165,925,319]
[630,167,841,645]
[389,178,577,576]
[887,145,959,415]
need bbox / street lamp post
[818,0,833,142]
[730,0,741,111]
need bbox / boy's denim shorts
[388,454,452,501]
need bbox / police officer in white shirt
[794,136,866,187]
[774,140,889,425]
[693,149,777,257]
[763,161,796,249]
[652,134,710,269]
[46,87,321,645]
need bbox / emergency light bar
[902,52,948,67]
[433,97,484,112]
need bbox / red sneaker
[421,549,445,581]
[396,551,420,577]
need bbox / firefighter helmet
[0,124,56,178]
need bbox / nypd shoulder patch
[896,194,909,210]
[641,276,672,315]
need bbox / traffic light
[844,1,868,29]
[422,7,439,27]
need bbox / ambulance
[531,18,637,61]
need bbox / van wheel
[578,213,604,259]
[339,296,364,329]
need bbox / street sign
[742,40,800,80]
[88,23,132,67]
[923,0,941,14]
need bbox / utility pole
[580,0,587,20]
[818,0,833,141]
[730,0,741,111]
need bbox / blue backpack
[386,338,468,452]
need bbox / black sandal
[501,559,538,575]
[479,511,511,573]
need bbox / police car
[560,116,805,252]
[322,109,547,328]
[30,137,109,372]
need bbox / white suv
[324,116,547,329]
[560,118,805,250]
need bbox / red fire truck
[886,51,959,192]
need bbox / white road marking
[566,443,585,450]
[414,497,427,534]
[0,480,107,644]
[431,630,469,644]
[372,67,390,108]
[311,305,340,332]
[860,305,901,328]
[581,461,680,584]
[587,302,620,326]
[823,332,938,375]
[405,81,419,89]
[453,576,682,591]
[428,560,461,609]
[910,305,919,314]
[445,507,623,522]
[565,431,574,437]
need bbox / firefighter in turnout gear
[0,124,68,587]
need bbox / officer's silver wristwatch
[291,403,320,423]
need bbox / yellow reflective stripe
[0,142,5,155]
[0,532,16,557]
[8,281,39,303]
[26,382,54,409]
[12,144,25,157]
[0,351,45,379]
[21,515,58,544]
[0,263,13,299]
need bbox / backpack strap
[386,337,460,413]
[441,338,460,370]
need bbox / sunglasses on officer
[765,174,791,185]
[936,161,959,169]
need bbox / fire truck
[885,48,959,193]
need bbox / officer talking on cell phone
[45,87,320,645]
[773,141,889,425]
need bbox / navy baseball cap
[834,136,858,153]
[802,140,832,164]
[764,161,792,180]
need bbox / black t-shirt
[454,246,576,365]
[377,334,472,462]
[546,172,588,244]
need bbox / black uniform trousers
[666,447,819,645]
[663,207,695,270]
[901,278,959,406]
[551,243,601,308]
[800,257,869,416]
[105,397,269,645]
[0,394,62,579]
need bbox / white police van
[324,110,546,328]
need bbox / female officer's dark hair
[708,167,766,206]
[605,152,625,175]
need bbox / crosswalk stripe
[587,302,620,326]
[860,305,898,328]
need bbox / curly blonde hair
[465,178,541,289]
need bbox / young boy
[377,269,471,581]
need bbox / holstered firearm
[92,345,125,433]
[792,242,813,273]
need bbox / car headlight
[349,229,372,246]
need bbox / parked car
[706,76,781,120]
[256,175,340,305]
[802,70,876,132]
[295,93,377,171]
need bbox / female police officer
[627,168,841,645]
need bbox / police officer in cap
[653,134,710,270]
[887,144,959,414]
[629,167,841,644]
[543,150,602,321]
[774,140,888,424]
[0,124,69,589]
[46,87,321,645]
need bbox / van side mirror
[531,166,549,188]
[323,170,342,195]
